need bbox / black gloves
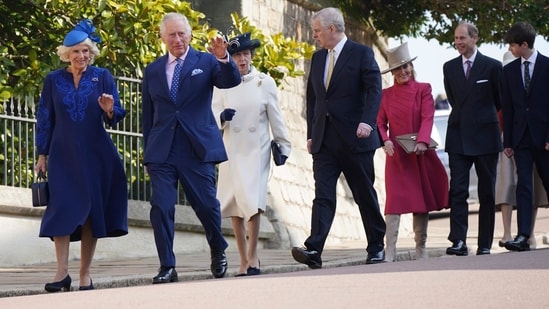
[220,108,236,122]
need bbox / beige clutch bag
[395,133,438,154]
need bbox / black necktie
[524,61,531,94]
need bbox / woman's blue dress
[36,66,128,241]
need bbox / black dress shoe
[152,266,178,284]
[504,234,530,252]
[45,274,72,292]
[366,250,385,264]
[211,251,228,278]
[291,247,322,269]
[476,248,490,255]
[446,240,468,256]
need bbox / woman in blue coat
[34,19,128,292]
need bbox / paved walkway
[1,206,548,299]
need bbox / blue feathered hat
[63,19,102,47]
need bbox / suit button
[249,126,256,132]
[233,127,241,133]
[526,107,530,112]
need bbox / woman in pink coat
[377,42,449,262]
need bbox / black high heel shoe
[79,278,94,291]
[246,259,261,276]
[45,274,71,292]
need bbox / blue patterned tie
[170,58,183,103]
[524,61,531,94]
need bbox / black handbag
[31,170,49,207]
[271,140,285,166]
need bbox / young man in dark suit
[443,22,502,256]
[141,13,240,282]
[291,7,386,268]
[501,22,549,251]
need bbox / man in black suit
[501,22,549,251]
[443,22,502,256]
[291,7,386,268]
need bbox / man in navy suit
[501,22,549,251]
[443,22,502,256]
[291,7,386,268]
[142,13,240,282]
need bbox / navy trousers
[147,126,228,267]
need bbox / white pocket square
[476,79,488,83]
[191,68,203,76]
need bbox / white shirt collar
[522,49,538,65]
[462,49,478,65]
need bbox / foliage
[331,0,549,46]
[0,0,313,99]
[226,13,316,87]
[0,0,313,197]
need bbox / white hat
[502,51,516,66]
[381,42,417,74]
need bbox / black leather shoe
[366,250,385,264]
[504,234,530,252]
[291,247,322,269]
[211,251,228,278]
[45,274,72,292]
[152,266,178,284]
[476,248,490,255]
[446,240,468,256]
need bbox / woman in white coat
[212,32,291,276]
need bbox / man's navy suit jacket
[142,47,240,164]
[502,53,549,149]
[306,39,382,154]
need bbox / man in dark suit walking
[142,12,240,282]
[501,22,549,251]
[291,7,386,268]
[443,22,502,256]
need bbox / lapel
[325,40,353,94]
[173,48,199,105]
[179,47,199,83]
[527,53,548,96]
[156,55,170,98]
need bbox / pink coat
[377,79,449,215]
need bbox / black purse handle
[37,170,47,182]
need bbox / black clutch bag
[31,170,49,207]
[271,140,285,166]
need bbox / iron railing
[0,76,188,205]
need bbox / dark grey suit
[443,52,502,249]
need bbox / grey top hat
[381,42,417,74]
